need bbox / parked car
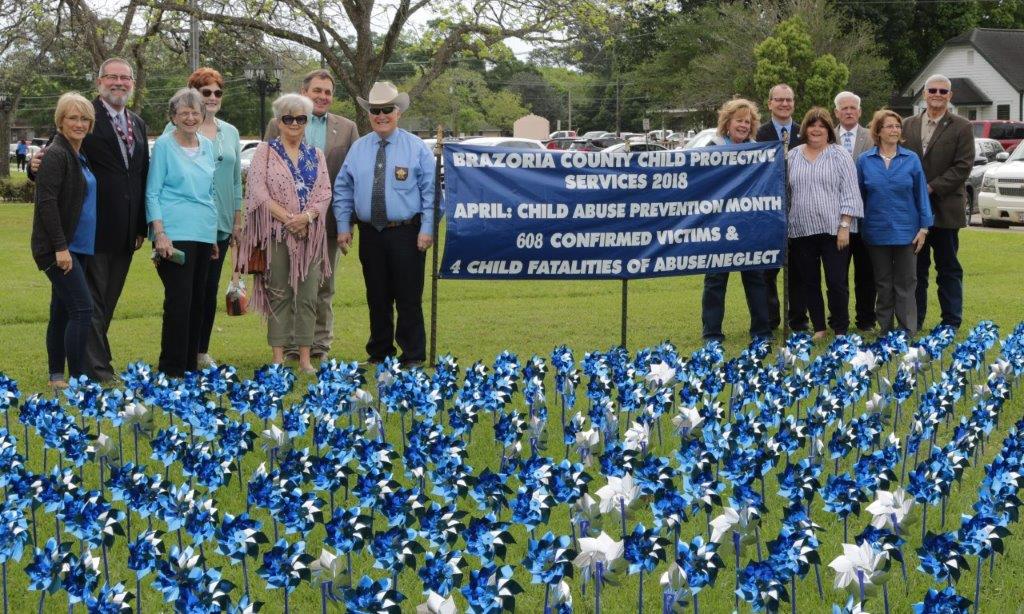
[578,130,613,140]
[240,146,256,181]
[546,137,576,150]
[681,128,718,149]
[421,136,463,152]
[647,129,675,141]
[601,142,667,153]
[976,142,1024,227]
[971,120,1024,153]
[459,137,545,149]
[568,136,624,151]
[548,130,576,140]
[965,138,1008,222]
[240,139,261,152]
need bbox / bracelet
[306,211,315,223]
[155,231,167,237]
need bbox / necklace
[879,149,897,162]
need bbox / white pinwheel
[622,421,650,452]
[866,489,914,532]
[672,406,704,438]
[573,531,624,583]
[418,591,457,614]
[828,541,889,597]
[646,362,677,386]
[850,350,879,372]
[595,473,640,516]
[709,506,759,555]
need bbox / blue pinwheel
[84,582,133,613]
[913,586,971,614]
[215,513,268,598]
[339,575,404,614]
[25,537,70,613]
[258,539,312,614]
[736,560,788,613]
[126,529,164,613]
[152,545,232,612]
[418,548,468,599]
[461,563,523,614]
[370,527,423,588]
[669,534,723,614]
[324,506,372,583]
[464,514,515,563]
[623,523,669,613]
[524,532,575,613]
[917,531,968,585]
[958,512,1009,614]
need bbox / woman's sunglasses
[369,106,395,115]
[281,115,308,125]
[200,88,223,98]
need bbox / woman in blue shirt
[856,109,933,333]
[146,88,218,377]
[30,93,97,389]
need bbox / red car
[971,120,1024,153]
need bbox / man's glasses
[100,74,134,82]
[280,115,308,125]
[369,106,395,115]
[927,88,950,95]
[200,88,223,98]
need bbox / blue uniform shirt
[332,128,436,236]
[68,154,97,255]
[856,145,934,246]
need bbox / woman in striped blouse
[786,107,864,340]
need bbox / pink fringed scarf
[238,142,332,316]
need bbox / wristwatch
[838,221,850,229]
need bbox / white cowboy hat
[356,81,410,112]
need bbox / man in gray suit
[901,74,973,330]
[834,91,876,331]
[266,69,360,360]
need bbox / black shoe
[365,357,385,366]
[400,360,424,369]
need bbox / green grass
[2,201,1024,612]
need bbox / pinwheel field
[2,205,1024,613]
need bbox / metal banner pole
[428,125,443,366]
[620,279,628,348]
[781,132,792,340]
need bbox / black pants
[156,241,212,377]
[198,238,230,354]
[45,253,94,380]
[788,234,851,334]
[916,227,962,329]
[84,249,134,381]
[849,231,876,329]
[358,222,426,363]
[764,268,781,330]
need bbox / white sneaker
[197,353,215,368]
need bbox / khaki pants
[267,240,322,347]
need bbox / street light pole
[244,65,282,140]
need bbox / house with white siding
[894,28,1024,121]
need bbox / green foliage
[0,174,34,202]
[402,67,528,135]
[754,16,849,118]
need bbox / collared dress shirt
[787,143,864,238]
[856,146,934,246]
[305,113,328,152]
[332,128,436,236]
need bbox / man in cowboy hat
[333,81,436,368]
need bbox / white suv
[978,144,1024,227]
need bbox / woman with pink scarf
[239,93,331,373]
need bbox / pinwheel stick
[883,581,890,614]
[790,574,796,614]
[595,561,604,614]
[637,569,644,614]
[284,587,290,614]
[693,592,699,614]
[974,555,982,614]
[135,576,141,614]
[2,561,7,614]
[242,557,251,597]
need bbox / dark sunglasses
[927,87,950,95]
[369,106,395,115]
[200,88,223,98]
[280,115,308,125]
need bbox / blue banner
[439,141,787,280]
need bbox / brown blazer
[265,112,359,237]
[901,110,974,229]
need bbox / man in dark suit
[265,69,359,361]
[30,57,149,382]
[834,91,876,332]
[901,74,974,329]
[755,83,803,331]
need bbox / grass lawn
[1,200,1023,612]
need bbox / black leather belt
[358,214,421,229]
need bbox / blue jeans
[45,253,94,380]
[916,227,962,329]
[701,270,771,342]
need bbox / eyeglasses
[200,88,223,98]
[882,124,902,130]
[100,74,134,82]
[771,97,794,103]
[927,88,950,95]
[369,106,395,115]
[280,115,308,126]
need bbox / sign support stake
[620,279,628,348]
[428,124,444,366]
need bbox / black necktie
[371,139,389,231]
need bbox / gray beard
[101,91,130,108]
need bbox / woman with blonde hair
[239,93,332,373]
[700,97,772,343]
[857,109,932,333]
[31,92,97,389]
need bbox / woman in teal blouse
[147,88,218,377]
[185,67,243,368]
